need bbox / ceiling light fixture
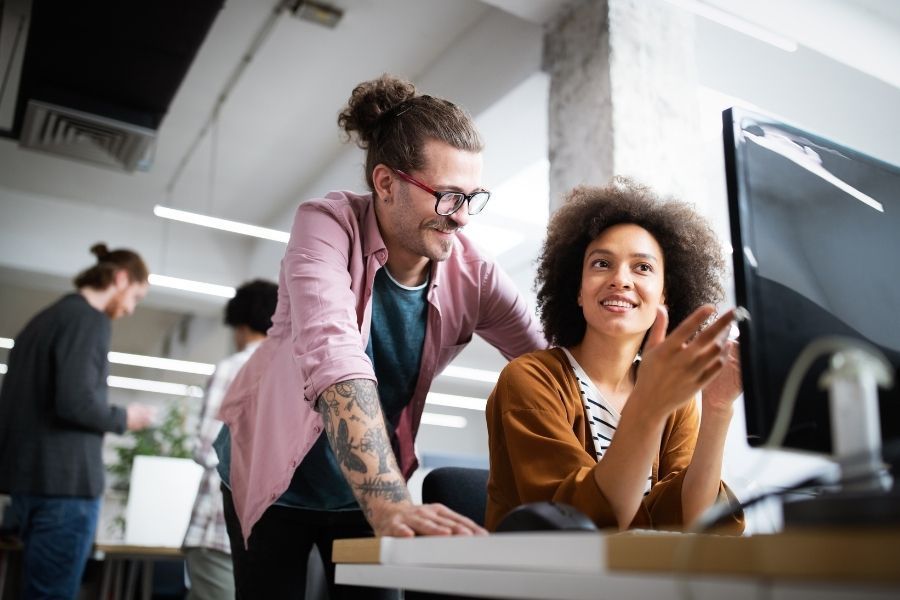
[0,362,203,395]
[108,375,204,398]
[2,340,215,375]
[153,205,289,243]
[149,274,236,298]
[108,351,215,376]
[420,412,468,429]
[439,365,500,384]
[426,393,487,412]
[665,0,798,52]
[289,1,344,28]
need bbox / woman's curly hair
[536,177,726,348]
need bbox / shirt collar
[361,192,388,261]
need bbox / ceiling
[0,0,898,452]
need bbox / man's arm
[316,378,484,537]
[53,312,127,434]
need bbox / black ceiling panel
[13,0,224,135]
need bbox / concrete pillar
[544,0,702,212]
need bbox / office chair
[421,466,489,526]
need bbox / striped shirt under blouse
[561,347,652,496]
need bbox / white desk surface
[334,530,900,600]
[336,563,900,600]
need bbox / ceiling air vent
[19,100,156,172]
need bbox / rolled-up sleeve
[284,201,376,403]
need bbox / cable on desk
[672,440,900,600]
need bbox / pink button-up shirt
[218,191,545,543]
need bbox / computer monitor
[723,107,900,457]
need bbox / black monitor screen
[723,107,900,454]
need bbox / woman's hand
[701,339,742,416]
[630,305,736,422]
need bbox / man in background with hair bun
[0,242,156,599]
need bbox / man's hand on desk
[370,501,488,538]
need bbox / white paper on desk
[380,532,607,574]
[125,455,203,547]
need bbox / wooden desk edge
[93,543,185,558]
[333,530,900,584]
[333,538,381,563]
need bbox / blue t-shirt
[216,266,428,510]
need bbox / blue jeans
[11,494,101,600]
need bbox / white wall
[0,185,255,316]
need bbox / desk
[337,564,898,600]
[94,543,183,600]
[333,530,900,600]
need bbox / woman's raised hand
[630,305,736,421]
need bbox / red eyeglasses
[391,168,491,216]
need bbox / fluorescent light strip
[440,365,500,384]
[149,274,236,298]
[108,351,215,376]
[154,205,290,243]
[1,341,215,376]
[420,412,467,429]
[665,0,798,52]
[426,393,486,412]
[108,375,204,398]
[0,363,6,375]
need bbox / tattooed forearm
[315,379,411,518]
[358,476,408,502]
[354,381,380,419]
[360,426,392,474]
[333,419,367,473]
[330,381,378,419]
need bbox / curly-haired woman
[485,178,744,533]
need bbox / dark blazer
[0,293,127,497]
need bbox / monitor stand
[783,486,900,527]
[784,347,898,528]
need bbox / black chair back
[421,466,489,527]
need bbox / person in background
[183,279,278,600]
[214,73,546,599]
[486,179,744,533]
[0,243,157,599]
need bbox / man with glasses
[214,74,545,599]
